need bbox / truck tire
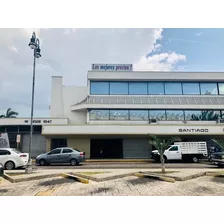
[192,156,198,163]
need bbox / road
[34,162,217,170]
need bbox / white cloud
[0,28,186,117]
[196,32,202,36]
[134,52,186,71]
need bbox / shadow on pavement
[38,178,74,187]
[89,187,113,195]
[212,177,224,184]
[126,177,158,186]
[0,189,8,193]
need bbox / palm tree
[149,134,181,173]
[0,108,18,118]
[191,110,220,121]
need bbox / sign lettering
[179,128,209,133]
[24,119,52,124]
[92,64,133,71]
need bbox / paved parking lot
[1,174,224,196]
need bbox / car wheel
[192,156,198,163]
[39,159,47,166]
[70,159,77,166]
[5,161,15,170]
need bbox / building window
[148,82,165,95]
[110,110,129,120]
[165,82,182,95]
[218,83,224,94]
[221,111,224,119]
[51,139,67,150]
[89,110,109,120]
[200,110,220,121]
[184,110,202,120]
[200,83,218,95]
[129,82,148,95]
[149,110,166,120]
[90,81,109,95]
[109,82,128,95]
[166,110,184,120]
[129,110,149,120]
[182,83,200,95]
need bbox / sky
[0,28,224,118]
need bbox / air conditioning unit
[149,119,157,124]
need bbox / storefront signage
[24,119,52,124]
[179,128,209,133]
[92,64,133,71]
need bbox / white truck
[151,142,208,163]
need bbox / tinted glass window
[5,126,18,133]
[0,150,11,155]
[49,149,61,155]
[165,82,182,95]
[169,146,178,151]
[184,110,202,120]
[200,110,220,121]
[166,110,184,120]
[218,83,224,94]
[200,83,218,95]
[148,82,164,95]
[89,110,109,120]
[109,82,128,95]
[149,110,166,120]
[182,83,200,95]
[221,111,224,119]
[62,149,73,153]
[129,82,147,95]
[90,82,109,95]
[110,110,129,120]
[129,110,149,120]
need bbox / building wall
[50,76,88,124]
[88,71,224,81]
[67,136,90,158]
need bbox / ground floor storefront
[44,135,223,159]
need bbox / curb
[134,172,176,183]
[61,173,89,184]
[72,172,135,182]
[206,171,224,177]
[3,173,60,183]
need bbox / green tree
[211,138,224,151]
[191,110,219,121]
[149,134,181,173]
[0,108,19,118]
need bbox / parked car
[151,142,208,163]
[0,148,29,170]
[36,147,85,166]
[210,151,224,167]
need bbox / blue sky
[1,28,224,117]
[158,28,224,71]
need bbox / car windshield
[11,148,21,154]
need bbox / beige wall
[67,136,90,158]
[46,138,51,152]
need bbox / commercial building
[43,64,224,159]
[1,64,224,158]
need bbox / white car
[0,148,29,170]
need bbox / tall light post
[25,32,41,174]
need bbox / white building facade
[41,64,224,159]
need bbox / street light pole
[25,32,41,174]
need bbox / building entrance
[90,138,123,159]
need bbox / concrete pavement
[1,168,224,196]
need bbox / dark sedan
[36,147,85,166]
[211,152,224,168]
